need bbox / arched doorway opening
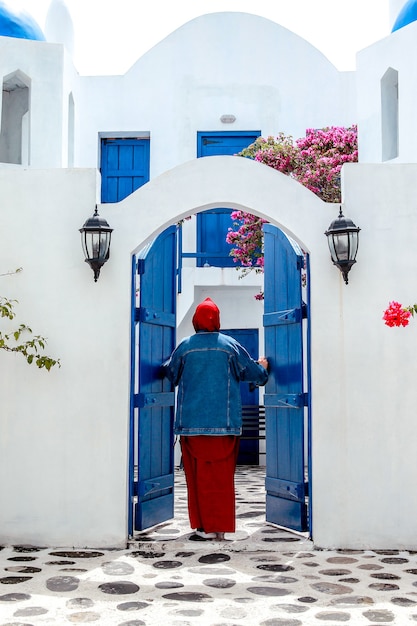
[128,216,311,539]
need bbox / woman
[163,297,268,541]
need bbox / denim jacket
[163,331,268,436]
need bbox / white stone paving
[1,467,417,624]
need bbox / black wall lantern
[79,206,113,282]
[325,206,360,285]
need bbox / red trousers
[180,435,240,533]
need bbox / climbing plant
[0,269,60,370]
[227,126,358,297]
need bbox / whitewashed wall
[2,156,417,549]
[75,13,355,174]
[357,19,417,164]
[312,162,417,549]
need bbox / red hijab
[192,297,220,332]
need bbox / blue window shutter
[101,138,150,203]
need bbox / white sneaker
[195,530,217,539]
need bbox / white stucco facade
[1,2,417,549]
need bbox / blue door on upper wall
[263,224,310,533]
[129,226,177,534]
[101,137,150,203]
[197,131,260,267]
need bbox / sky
[20,0,391,76]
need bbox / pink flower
[382,301,411,327]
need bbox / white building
[1,0,417,550]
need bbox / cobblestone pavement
[1,467,417,625]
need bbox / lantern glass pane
[348,232,359,261]
[99,232,110,258]
[81,232,89,259]
[334,233,349,261]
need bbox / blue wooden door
[129,226,176,533]
[222,329,260,465]
[263,224,309,532]
[197,131,260,267]
[101,138,150,203]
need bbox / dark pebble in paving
[0,592,31,602]
[362,609,395,622]
[370,572,400,580]
[152,560,183,569]
[203,577,236,588]
[130,551,165,559]
[155,581,184,589]
[66,598,94,608]
[46,575,79,592]
[272,604,309,613]
[116,601,149,611]
[6,557,37,562]
[380,557,409,564]
[0,576,33,584]
[253,575,298,583]
[326,557,358,564]
[14,606,48,616]
[13,545,44,553]
[198,553,231,564]
[5,566,41,573]
[297,596,318,603]
[318,569,352,576]
[368,583,400,591]
[330,595,374,606]
[391,596,417,606]
[315,610,351,621]
[262,537,301,543]
[310,582,353,595]
[247,586,291,596]
[257,564,295,572]
[49,551,104,558]
[98,581,140,595]
[339,577,360,583]
[162,591,213,601]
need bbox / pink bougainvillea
[226,211,267,269]
[382,301,417,327]
[382,301,412,327]
[227,126,358,299]
[294,126,358,203]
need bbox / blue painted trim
[177,224,182,293]
[306,252,313,539]
[128,254,137,537]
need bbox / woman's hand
[257,357,269,370]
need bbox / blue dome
[392,0,417,32]
[0,1,45,41]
